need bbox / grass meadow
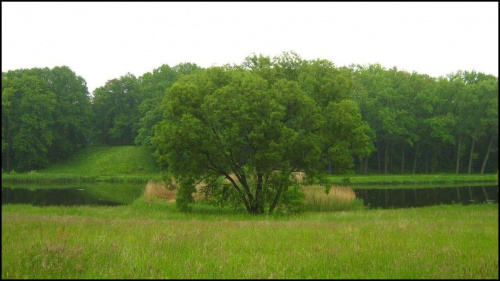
[2,146,498,278]
[2,197,498,279]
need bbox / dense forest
[2,52,498,175]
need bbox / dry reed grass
[143,180,205,203]
[144,181,177,203]
[303,185,357,211]
[144,173,356,211]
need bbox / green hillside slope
[40,146,161,176]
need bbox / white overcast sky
[2,2,498,94]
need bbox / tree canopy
[2,67,92,172]
[2,52,498,204]
[152,53,374,214]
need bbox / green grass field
[2,146,498,278]
[2,201,498,279]
[327,173,498,186]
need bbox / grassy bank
[2,146,162,183]
[2,145,497,185]
[327,173,498,186]
[2,202,497,279]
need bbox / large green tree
[152,53,374,214]
[47,66,93,161]
[92,73,142,145]
[135,63,200,147]
[153,66,323,214]
[2,67,93,172]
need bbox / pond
[1,182,145,206]
[353,185,498,209]
[1,182,498,209]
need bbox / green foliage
[152,53,373,214]
[2,67,93,172]
[274,182,305,214]
[92,73,142,145]
[135,63,201,147]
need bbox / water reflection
[2,187,122,206]
[354,185,498,209]
[2,182,145,206]
[2,183,498,209]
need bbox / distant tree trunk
[412,142,420,174]
[384,144,389,174]
[3,124,11,171]
[480,135,495,174]
[364,157,369,175]
[455,137,462,174]
[425,152,428,174]
[390,155,393,173]
[377,141,381,173]
[328,159,333,174]
[468,138,476,174]
[401,144,405,174]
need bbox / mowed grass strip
[2,203,497,279]
[327,173,498,186]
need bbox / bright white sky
[2,2,498,94]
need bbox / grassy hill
[42,145,161,176]
[3,146,162,183]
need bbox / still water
[1,182,498,209]
[354,185,498,209]
[1,182,145,206]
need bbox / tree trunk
[468,138,475,174]
[480,135,495,174]
[255,174,264,214]
[455,137,462,174]
[364,157,369,175]
[377,141,381,173]
[425,152,428,174]
[268,184,284,214]
[221,171,251,212]
[412,142,419,174]
[360,158,363,174]
[401,144,405,174]
[384,144,389,174]
[4,124,11,171]
[390,155,393,173]
[328,159,333,174]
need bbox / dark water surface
[1,182,144,206]
[353,185,498,209]
[2,182,498,208]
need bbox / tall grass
[2,203,497,279]
[303,185,364,211]
[142,180,364,212]
[143,181,177,203]
[142,181,205,204]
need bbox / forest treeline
[2,52,498,174]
